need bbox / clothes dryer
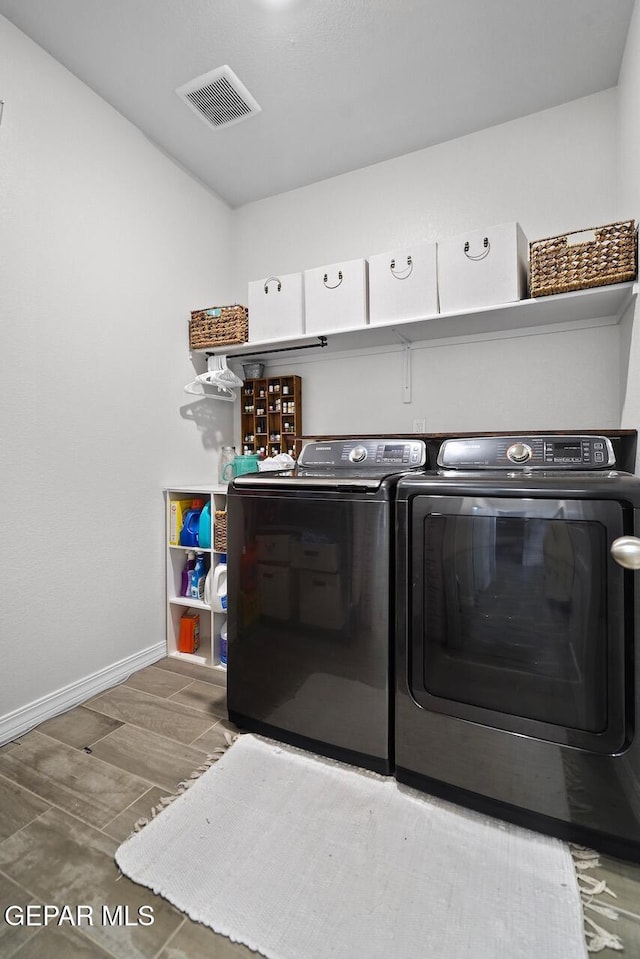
[395,432,640,860]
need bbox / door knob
[610,536,640,569]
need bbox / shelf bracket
[207,336,327,359]
[402,343,411,404]
[391,328,412,404]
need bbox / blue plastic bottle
[198,502,212,549]
[180,509,202,547]
[190,553,207,601]
[220,620,228,667]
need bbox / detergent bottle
[179,499,205,547]
[198,502,212,549]
[211,555,228,612]
[220,619,228,667]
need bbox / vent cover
[176,65,262,130]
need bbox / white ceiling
[0,0,635,208]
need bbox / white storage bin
[437,222,528,314]
[368,243,438,324]
[304,258,368,333]
[248,272,304,341]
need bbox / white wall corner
[0,643,166,747]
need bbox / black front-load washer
[226,437,426,774]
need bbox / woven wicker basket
[530,220,637,298]
[189,305,249,350]
[214,510,227,553]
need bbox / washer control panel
[298,438,427,470]
[437,435,616,470]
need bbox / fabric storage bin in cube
[248,273,304,341]
[304,258,368,333]
[438,222,528,313]
[368,243,438,324]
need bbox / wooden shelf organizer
[241,375,302,458]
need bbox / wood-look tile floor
[0,656,639,958]
[0,659,252,959]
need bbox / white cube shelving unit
[165,485,228,675]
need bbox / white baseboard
[0,643,166,746]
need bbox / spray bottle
[190,553,207,602]
[181,552,196,597]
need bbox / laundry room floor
[0,657,639,958]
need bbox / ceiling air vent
[176,65,262,130]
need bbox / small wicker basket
[529,220,637,298]
[189,305,249,350]
[214,510,228,553]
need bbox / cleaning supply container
[220,619,228,667]
[211,556,228,612]
[179,499,205,547]
[178,610,200,654]
[198,502,212,549]
[181,552,196,596]
[190,553,207,602]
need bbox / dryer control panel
[437,434,616,470]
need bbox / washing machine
[226,437,426,774]
[395,432,640,861]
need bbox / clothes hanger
[183,355,242,401]
[183,378,236,402]
[207,354,244,387]
[195,370,240,392]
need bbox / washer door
[409,494,629,753]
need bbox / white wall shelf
[165,485,228,674]
[195,282,637,358]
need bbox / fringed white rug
[115,734,590,959]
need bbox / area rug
[115,734,589,959]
